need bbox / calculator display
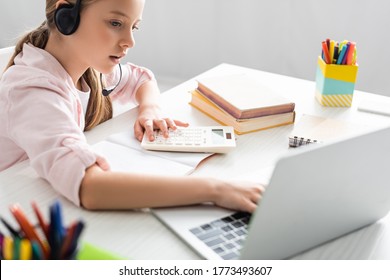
[211,128,226,144]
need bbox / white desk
[1,63,390,260]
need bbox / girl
[0,0,263,212]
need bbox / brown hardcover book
[190,90,295,135]
[196,74,295,119]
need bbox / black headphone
[54,0,82,36]
[54,0,123,96]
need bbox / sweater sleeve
[6,77,98,206]
[106,62,156,105]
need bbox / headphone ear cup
[54,4,80,35]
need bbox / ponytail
[5,21,49,70]
[83,68,113,131]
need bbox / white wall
[0,0,45,47]
[1,0,389,96]
[131,0,390,96]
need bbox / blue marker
[337,44,348,65]
[341,42,350,65]
[49,201,65,259]
[54,201,66,238]
[65,220,85,259]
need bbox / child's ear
[55,0,71,10]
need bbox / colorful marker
[32,201,50,241]
[337,44,348,65]
[3,236,13,260]
[322,41,331,64]
[9,204,49,259]
[346,42,356,65]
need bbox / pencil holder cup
[315,56,358,107]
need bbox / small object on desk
[289,114,369,148]
[357,99,390,117]
[289,136,320,147]
[141,126,236,153]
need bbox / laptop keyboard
[189,212,251,260]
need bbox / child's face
[72,0,145,74]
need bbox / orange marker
[322,41,331,64]
[9,204,49,259]
[31,201,50,240]
[346,42,356,65]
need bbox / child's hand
[213,180,266,213]
[134,104,189,141]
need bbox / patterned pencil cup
[315,56,358,107]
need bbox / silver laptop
[152,125,390,259]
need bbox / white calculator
[141,126,236,153]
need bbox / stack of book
[190,74,296,134]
